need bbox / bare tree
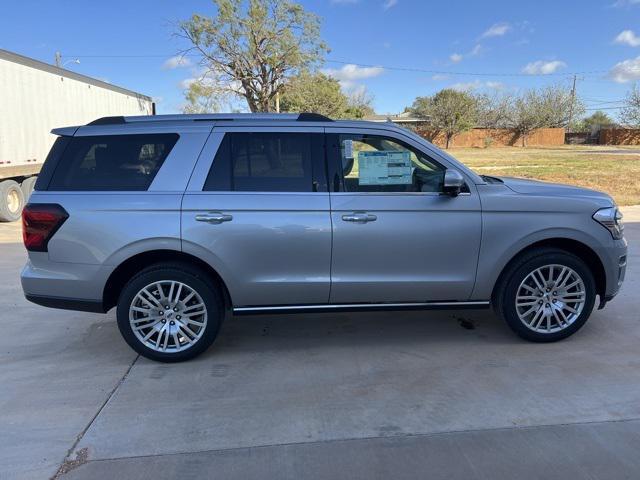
[506,84,582,146]
[476,93,513,129]
[345,86,375,118]
[177,0,328,112]
[410,89,478,148]
[620,84,640,127]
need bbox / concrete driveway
[1,208,638,480]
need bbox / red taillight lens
[22,204,68,252]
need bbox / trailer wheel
[20,176,37,201]
[0,180,25,222]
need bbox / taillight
[22,204,68,252]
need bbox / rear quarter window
[47,133,179,191]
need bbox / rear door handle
[195,212,233,224]
[342,212,377,223]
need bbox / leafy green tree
[410,89,478,148]
[182,81,223,113]
[620,84,640,127]
[178,0,328,112]
[279,72,348,117]
[279,72,375,118]
[574,111,615,133]
[345,87,375,119]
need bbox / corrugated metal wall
[0,58,153,166]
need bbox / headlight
[593,207,624,239]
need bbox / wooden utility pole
[567,74,577,132]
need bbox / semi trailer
[0,49,154,221]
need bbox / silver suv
[21,113,627,362]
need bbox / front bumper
[597,237,627,307]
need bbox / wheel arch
[490,238,606,305]
[103,249,232,312]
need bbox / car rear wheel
[496,248,596,342]
[116,263,223,362]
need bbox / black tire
[0,180,25,222]
[495,248,596,342]
[20,176,37,201]
[116,262,223,362]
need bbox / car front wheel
[116,263,223,362]
[496,248,596,342]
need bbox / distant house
[364,111,430,128]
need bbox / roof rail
[85,112,333,126]
[87,116,125,126]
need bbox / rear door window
[204,132,325,192]
[47,133,179,191]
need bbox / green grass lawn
[449,145,640,206]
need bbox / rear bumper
[24,294,106,313]
[21,256,111,312]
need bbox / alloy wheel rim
[129,280,207,353]
[515,264,586,334]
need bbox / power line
[64,53,609,78]
[584,106,624,111]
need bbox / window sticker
[343,139,354,159]
[358,151,413,185]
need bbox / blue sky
[2,0,639,116]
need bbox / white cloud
[521,60,566,74]
[382,0,397,10]
[179,78,196,90]
[163,56,192,70]
[323,64,384,83]
[609,55,640,82]
[431,74,449,81]
[614,30,640,47]
[485,81,505,90]
[448,45,481,64]
[469,44,482,56]
[450,80,504,91]
[480,22,511,39]
[612,0,640,6]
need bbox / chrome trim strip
[234,301,490,313]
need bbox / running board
[233,301,490,315]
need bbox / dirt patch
[53,448,89,478]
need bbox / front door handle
[342,212,377,223]
[195,212,233,224]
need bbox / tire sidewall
[116,266,222,362]
[502,251,596,342]
[0,180,25,222]
[21,176,37,201]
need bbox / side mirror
[443,169,465,197]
